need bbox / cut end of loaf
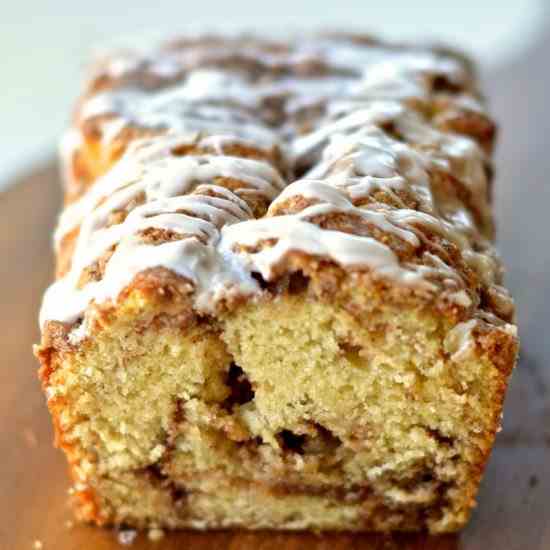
[36,268,516,533]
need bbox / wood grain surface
[1,29,550,550]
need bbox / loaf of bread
[35,33,518,533]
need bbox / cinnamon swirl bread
[35,32,518,533]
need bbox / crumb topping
[42,32,513,339]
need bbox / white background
[0,0,546,189]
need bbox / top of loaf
[41,32,515,341]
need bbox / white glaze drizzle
[42,34,512,337]
[54,133,282,248]
[41,134,284,327]
[81,84,280,150]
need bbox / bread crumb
[148,528,165,541]
[118,528,137,545]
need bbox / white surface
[0,0,546,190]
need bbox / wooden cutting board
[2,30,550,550]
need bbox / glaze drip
[42,32,513,333]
